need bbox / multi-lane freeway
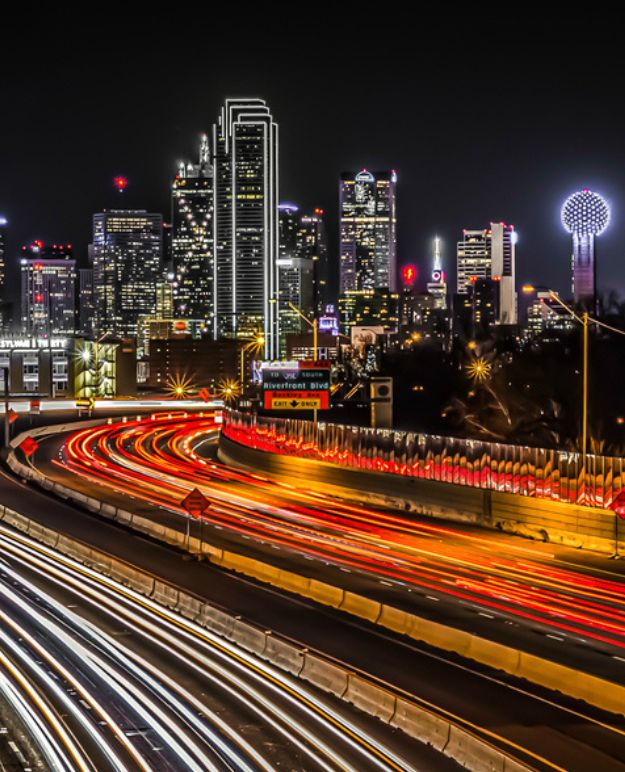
[0,518,424,771]
[53,414,625,664]
[6,412,625,770]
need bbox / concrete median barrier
[308,579,344,607]
[345,674,396,722]
[444,725,507,772]
[412,617,474,659]
[151,580,179,609]
[300,652,349,697]
[263,634,305,676]
[231,619,268,656]
[276,569,311,596]
[100,503,117,519]
[2,509,31,534]
[197,605,236,638]
[175,593,202,621]
[114,509,134,526]
[391,698,450,751]
[468,637,522,676]
[339,591,382,623]
[377,605,412,636]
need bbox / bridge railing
[222,409,625,509]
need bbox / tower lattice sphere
[561,189,610,236]
[561,189,610,309]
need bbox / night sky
[2,19,624,304]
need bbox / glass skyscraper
[91,210,163,337]
[339,170,397,294]
[20,242,76,335]
[212,98,279,359]
[172,134,214,320]
[456,223,517,325]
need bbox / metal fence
[222,409,625,509]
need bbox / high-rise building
[277,204,316,349]
[91,210,163,338]
[172,135,214,320]
[339,170,397,293]
[78,268,95,336]
[561,189,610,311]
[456,223,517,326]
[212,98,279,358]
[299,208,327,314]
[526,291,576,338]
[426,236,448,310]
[20,242,76,335]
[339,288,399,334]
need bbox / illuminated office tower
[561,189,610,311]
[456,229,491,293]
[339,170,397,293]
[491,222,517,324]
[78,268,95,336]
[172,134,214,319]
[20,242,76,335]
[299,208,327,314]
[92,210,163,337]
[456,223,517,325]
[277,205,314,351]
[426,236,448,309]
[212,98,279,358]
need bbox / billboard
[262,360,331,410]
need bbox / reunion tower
[561,188,610,311]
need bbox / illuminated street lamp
[523,284,625,509]
[465,357,492,383]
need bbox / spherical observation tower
[561,189,610,309]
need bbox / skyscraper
[91,210,163,337]
[456,223,517,325]
[172,135,214,320]
[299,208,327,314]
[561,189,610,310]
[20,242,76,335]
[426,236,448,309]
[212,98,279,358]
[78,268,95,336]
[277,203,327,350]
[339,170,397,294]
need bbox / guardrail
[222,409,625,509]
[0,465,531,771]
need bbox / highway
[7,413,625,769]
[50,414,625,670]
[0,518,426,771]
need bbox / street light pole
[288,302,320,422]
[582,310,589,482]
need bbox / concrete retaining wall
[219,433,623,555]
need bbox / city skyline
[2,24,625,303]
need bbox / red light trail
[52,416,625,652]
